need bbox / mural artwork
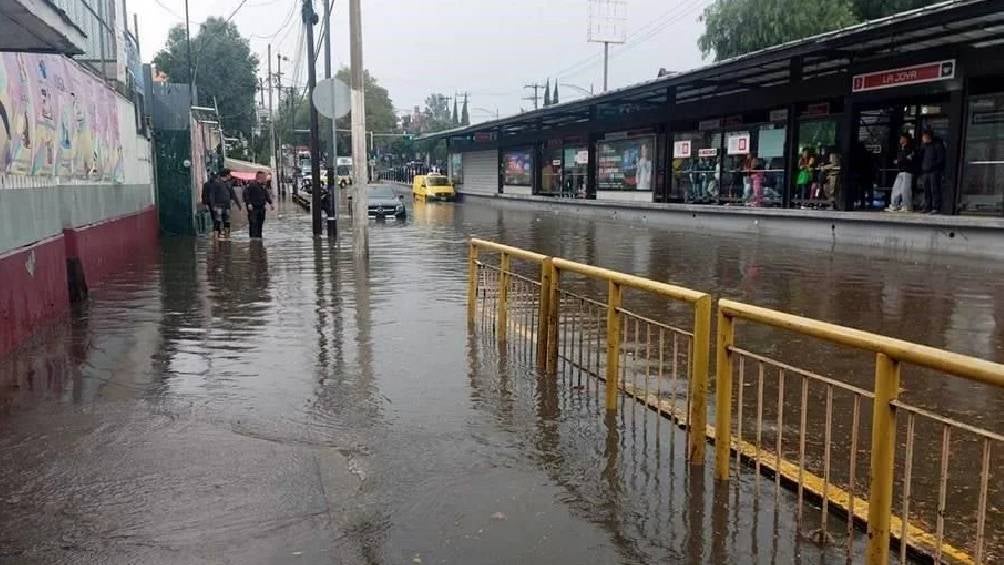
[0,53,123,185]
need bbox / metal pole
[303,0,323,236]
[184,0,194,103]
[349,0,368,255]
[268,44,278,198]
[323,0,337,237]
[603,42,609,92]
[276,53,284,198]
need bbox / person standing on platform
[207,169,241,239]
[887,133,916,212]
[243,171,274,239]
[919,129,946,214]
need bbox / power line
[523,82,544,110]
[251,1,298,39]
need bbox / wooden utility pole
[303,0,322,236]
[523,83,544,110]
[349,0,368,255]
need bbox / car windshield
[426,176,450,186]
[370,187,396,199]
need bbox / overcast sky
[136,0,709,123]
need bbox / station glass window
[796,118,841,208]
[540,146,563,195]
[448,153,463,185]
[672,131,720,202]
[563,146,588,198]
[960,92,1004,216]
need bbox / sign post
[312,77,351,237]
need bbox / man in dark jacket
[205,169,242,238]
[919,129,946,214]
[242,171,274,239]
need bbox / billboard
[503,150,531,185]
[597,135,653,191]
[0,52,123,184]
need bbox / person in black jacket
[919,129,946,214]
[886,133,916,212]
[204,169,242,238]
[242,171,274,239]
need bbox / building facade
[0,0,157,356]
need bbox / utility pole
[323,0,337,237]
[603,41,609,92]
[349,0,368,256]
[523,83,544,110]
[303,0,322,236]
[184,0,193,103]
[268,44,278,197]
[275,52,286,197]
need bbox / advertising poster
[0,52,122,185]
[597,136,653,191]
[727,132,751,155]
[673,140,692,158]
[503,150,531,185]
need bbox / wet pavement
[2,190,1002,563]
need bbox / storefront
[959,80,1004,215]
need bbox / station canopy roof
[418,0,1004,142]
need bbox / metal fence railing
[466,237,1004,565]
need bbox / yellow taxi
[412,174,456,202]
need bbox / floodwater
[1,190,1001,563]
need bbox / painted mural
[0,53,123,185]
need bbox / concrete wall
[460,191,1004,261]
[0,58,157,357]
[596,190,654,203]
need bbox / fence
[467,237,1004,565]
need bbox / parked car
[412,174,455,202]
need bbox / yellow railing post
[536,257,553,370]
[545,266,560,376]
[688,294,712,464]
[866,352,901,565]
[467,240,478,325]
[714,306,735,480]
[497,252,510,345]
[605,280,622,411]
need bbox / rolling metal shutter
[462,151,497,194]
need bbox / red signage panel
[852,60,955,93]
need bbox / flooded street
[2,193,1002,563]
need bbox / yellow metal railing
[467,237,1004,565]
[716,299,1004,565]
[469,237,712,463]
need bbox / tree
[451,96,459,125]
[552,83,559,105]
[275,68,397,159]
[154,17,259,137]
[544,79,551,107]
[422,93,453,133]
[698,0,942,61]
[460,94,470,126]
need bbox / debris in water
[491,512,507,521]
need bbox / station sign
[673,140,692,158]
[852,60,955,93]
[803,102,831,117]
[474,131,495,143]
[698,148,718,158]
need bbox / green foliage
[153,18,260,137]
[275,67,397,157]
[422,93,454,133]
[698,0,942,61]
